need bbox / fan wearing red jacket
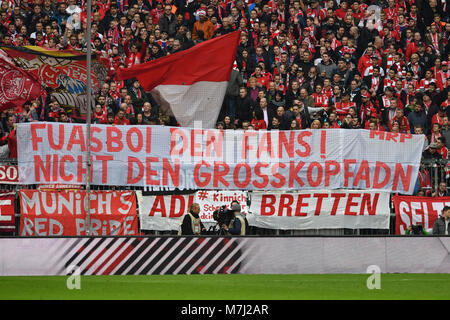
[321,78,334,99]
[350,1,365,21]
[436,136,448,159]
[150,1,164,25]
[434,61,449,91]
[114,109,130,125]
[417,166,432,196]
[94,104,108,124]
[123,36,147,68]
[365,113,386,131]
[312,84,328,110]
[358,46,375,76]
[419,69,437,92]
[432,106,447,126]
[307,0,327,24]
[384,0,398,22]
[389,108,410,133]
[441,91,450,110]
[405,33,422,61]
[251,65,271,90]
[250,108,267,130]
[334,90,356,120]
[334,1,349,20]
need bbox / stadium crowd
[0,0,448,195]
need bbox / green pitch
[1,274,450,300]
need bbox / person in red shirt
[334,1,348,20]
[419,69,437,92]
[250,108,267,130]
[429,122,442,144]
[328,111,341,128]
[94,104,108,124]
[366,113,386,131]
[432,106,447,126]
[406,33,422,61]
[436,136,448,159]
[389,108,410,133]
[312,84,328,110]
[350,1,364,21]
[334,90,356,120]
[150,1,164,25]
[441,91,450,110]
[384,0,398,22]
[435,61,449,91]
[123,35,147,68]
[358,46,375,76]
[251,65,270,90]
[321,78,334,99]
[114,109,130,125]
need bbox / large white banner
[136,192,194,231]
[248,190,391,230]
[136,190,248,231]
[17,123,424,193]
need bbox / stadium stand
[0,0,448,236]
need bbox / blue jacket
[228,214,247,235]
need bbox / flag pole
[85,0,92,236]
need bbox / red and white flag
[116,31,241,128]
[0,57,41,111]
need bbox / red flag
[0,58,41,111]
[116,31,241,128]
[0,191,15,233]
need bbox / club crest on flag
[1,69,25,100]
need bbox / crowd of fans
[0,0,448,195]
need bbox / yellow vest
[178,212,202,235]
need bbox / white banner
[195,190,248,221]
[248,190,391,230]
[0,165,19,184]
[137,190,248,231]
[136,192,194,231]
[17,123,424,193]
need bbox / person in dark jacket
[158,5,177,37]
[316,52,337,79]
[422,142,443,160]
[432,206,450,235]
[407,102,428,133]
[235,87,255,124]
[222,203,248,235]
[178,203,206,236]
[223,68,243,121]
